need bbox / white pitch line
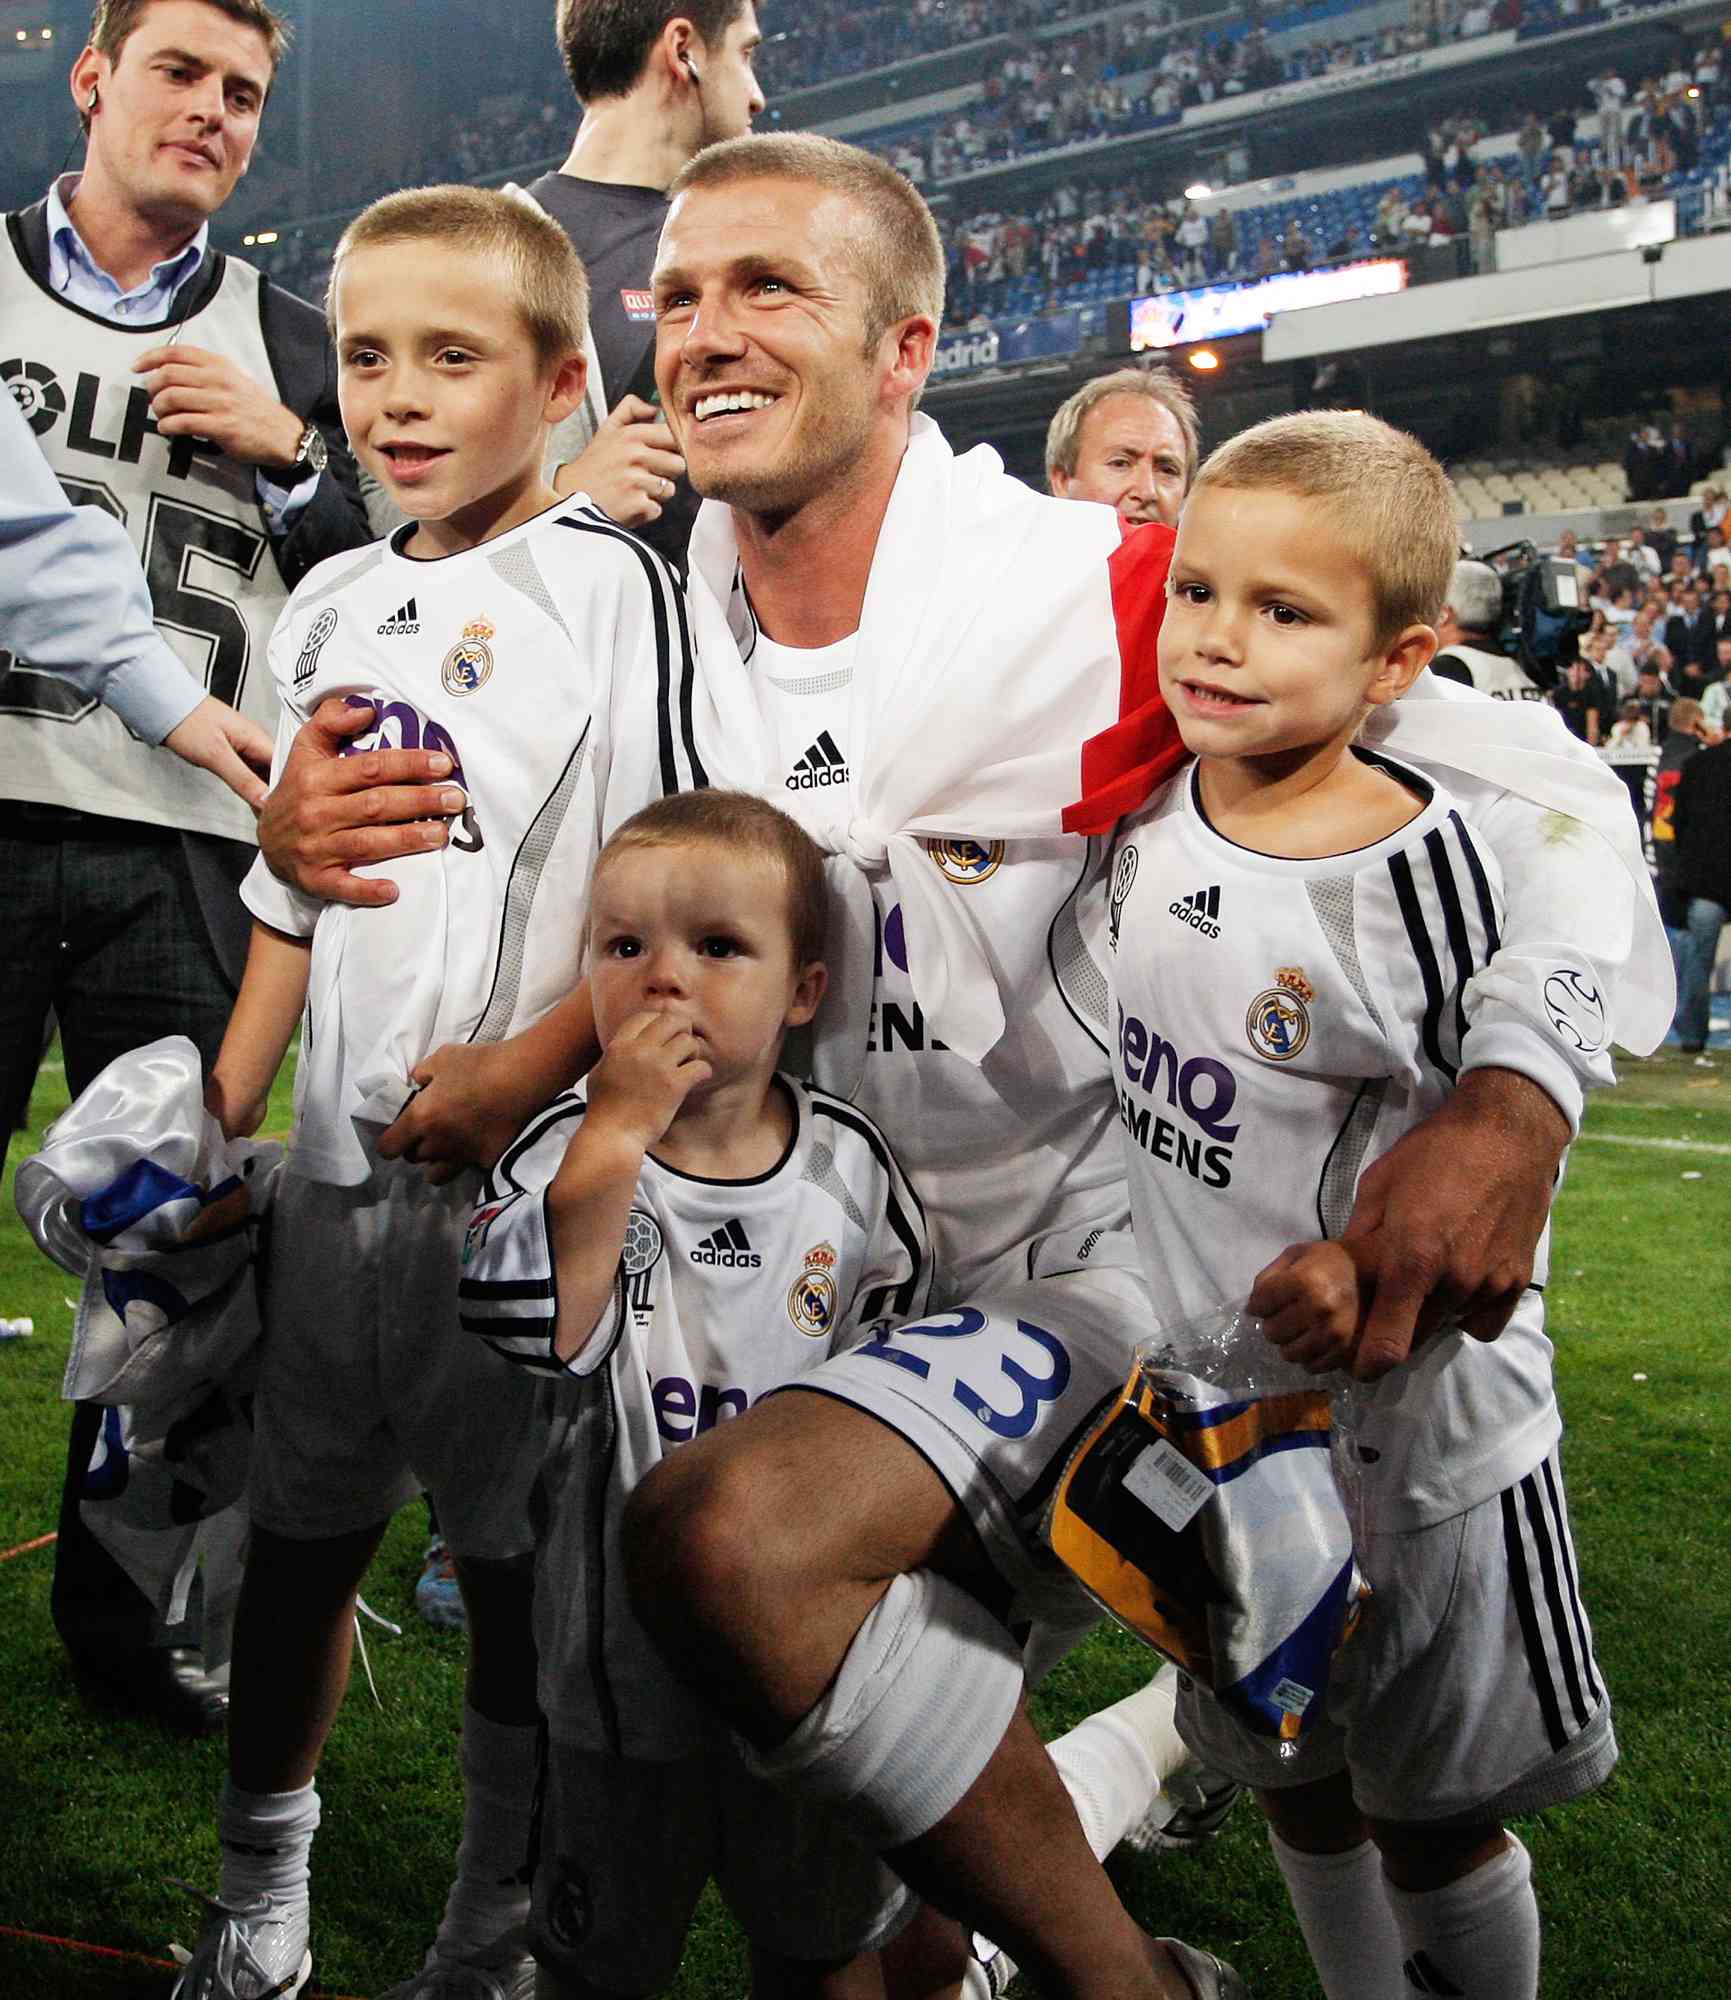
[1577,1131,1731,1158]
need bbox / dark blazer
[9,199,374,982]
[1664,607,1716,671]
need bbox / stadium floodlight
[1184,182,1213,200]
[1187,348,1220,371]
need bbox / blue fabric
[100,1263,193,1328]
[0,388,199,743]
[81,1158,202,1243]
[1222,1553,1362,1738]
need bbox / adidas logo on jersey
[690,1218,762,1268]
[786,731,848,791]
[377,597,420,636]
[1168,885,1221,938]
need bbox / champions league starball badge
[294,606,339,688]
[623,1209,665,1276]
[441,615,496,698]
[1108,844,1138,951]
[1245,967,1315,1062]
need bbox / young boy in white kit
[174,187,741,2000]
[1100,412,1624,2000]
[461,790,934,1996]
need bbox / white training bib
[0,232,290,840]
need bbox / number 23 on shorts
[856,1309,1072,1440]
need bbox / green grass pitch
[1,1047,1727,1997]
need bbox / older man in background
[1045,365,1197,530]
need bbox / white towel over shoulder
[690,413,1126,1069]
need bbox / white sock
[217,1780,320,1910]
[1047,1664,1188,1860]
[430,1708,539,1961]
[1385,1833,1540,2000]
[1268,1828,1406,2000]
[963,1666,1193,1995]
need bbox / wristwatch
[290,421,329,477]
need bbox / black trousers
[1,805,243,1661]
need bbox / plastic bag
[1046,1299,1368,1750]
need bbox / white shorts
[249,1161,550,1557]
[531,1738,912,1993]
[1175,1445,1617,1826]
[786,1223,1147,1641]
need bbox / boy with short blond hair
[1100,411,1625,2000]
[462,790,933,1997]
[173,185,746,2000]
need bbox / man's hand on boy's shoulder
[259,697,466,905]
[1340,1067,1570,1380]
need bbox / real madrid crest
[787,1241,838,1337]
[926,837,1005,886]
[442,615,496,698]
[1245,967,1314,1063]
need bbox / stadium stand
[929,71,1731,326]
[6,0,1727,522]
[233,12,1731,350]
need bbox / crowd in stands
[439,96,571,182]
[251,18,1731,356]
[1544,497,1731,758]
[881,0,1498,191]
[215,0,1731,395]
[1364,50,1724,270]
[932,32,1731,323]
[1542,499,1730,1035]
[760,0,1063,94]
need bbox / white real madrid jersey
[243,500,724,1184]
[1105,756,1560,1528]
[0,237,285,841]
[752,631,1126,1302]
[458,1076,933,1754]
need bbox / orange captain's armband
[1045,1309,1369,1749]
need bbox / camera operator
[1431,558,1546,699]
